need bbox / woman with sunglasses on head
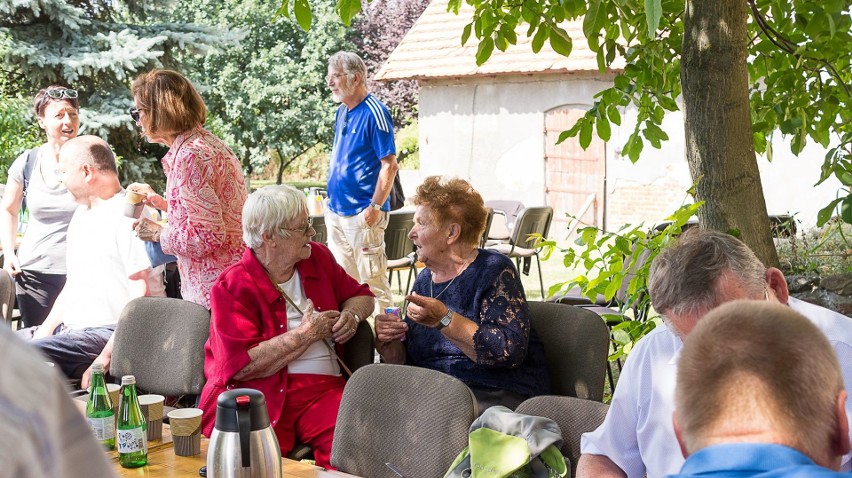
[128,69,247,309]
[0,86,80,327]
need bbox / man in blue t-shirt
[324,51,398,312]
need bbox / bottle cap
[121,375,136,385]
[92,363,105,373]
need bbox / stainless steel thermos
[207,389,282,478]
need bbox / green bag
[444,406,568,478]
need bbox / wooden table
[110,425,358,477]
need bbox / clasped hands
[375,292,448,342]
[299,300,359,344]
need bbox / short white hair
[242,185,307,249]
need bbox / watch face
[440,315,452,327]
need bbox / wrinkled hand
[300,300,340,342]
[375,312,408,342]
[128,183,167,211]
[133,217,163,243]
[404,292,449,329]
[3,254,20,277]
[363,207,380,228]
[332,309,360,344]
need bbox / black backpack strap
[21,146,39,212]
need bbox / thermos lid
[214,388,271,432]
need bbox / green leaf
[275,0,290,18]
[461,24,472,45]
[531,24,549,53]
[583,0,606,40]
[294,0,313,30]
[607,105,621,125]
[842,195,852,224]
[596,116,611,141]
[476,37,495,66]
[549,25,573,57]
[495,33,509,52]
[817,198,843,226]
[580,119,593,149]
[336,0,361,26]
[644,0,662,39]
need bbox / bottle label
[88,416,115,441]
[117,427,147,454]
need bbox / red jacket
[199,244,373,436]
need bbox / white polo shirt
[580,297,852,478]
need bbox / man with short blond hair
[670,300,849,477]
[578,229,852,478]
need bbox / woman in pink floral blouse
[128,69,247,309]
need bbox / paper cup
[123,201,144,219]
[138,394,165,440]
[107,383,120,408]
[147,418,163,441]
[126,190,145,205]
[138,394,165,421]
[168,408,203,456]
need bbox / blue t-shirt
[327,94,396,216]
[404,249,550,398]
[667,443,850,478]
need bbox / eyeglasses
[38,88,78,113]
[325,72,347,83]
[129,106,142,123]
[281,217,314,236]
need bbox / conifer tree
[0,0,238,184]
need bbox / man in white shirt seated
[669,300,850,478]
[578,229,852,478]
[19,135,163,387]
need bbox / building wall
[414,74,843,234]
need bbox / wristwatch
[437,308,453,329]
[369,202,382,211]
[352,312,361,324]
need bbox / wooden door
[544,106,606,233]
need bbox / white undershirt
[279,270,340,376]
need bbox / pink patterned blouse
[159,126,247,309]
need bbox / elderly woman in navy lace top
[375,176,549,411]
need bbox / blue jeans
[18,325,114,381]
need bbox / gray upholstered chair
[487,206,554,297]
[109,297,210,408]
[516,395,609,478]
[0,268,16,327]
[528,301,609,401]
[331,364,477,478]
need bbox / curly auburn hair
[413,176,487,247]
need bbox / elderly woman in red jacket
[198,185,375,469]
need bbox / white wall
[414,74,843,231]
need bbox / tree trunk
[681,0,779,267]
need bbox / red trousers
[274,373,345,469]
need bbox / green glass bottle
[85,363,115,450]
[116,375,147,468]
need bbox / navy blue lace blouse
[404,249,550,398]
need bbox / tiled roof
[375,0,624,81]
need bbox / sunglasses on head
[129,106,142,123]
[38,88,78,113]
